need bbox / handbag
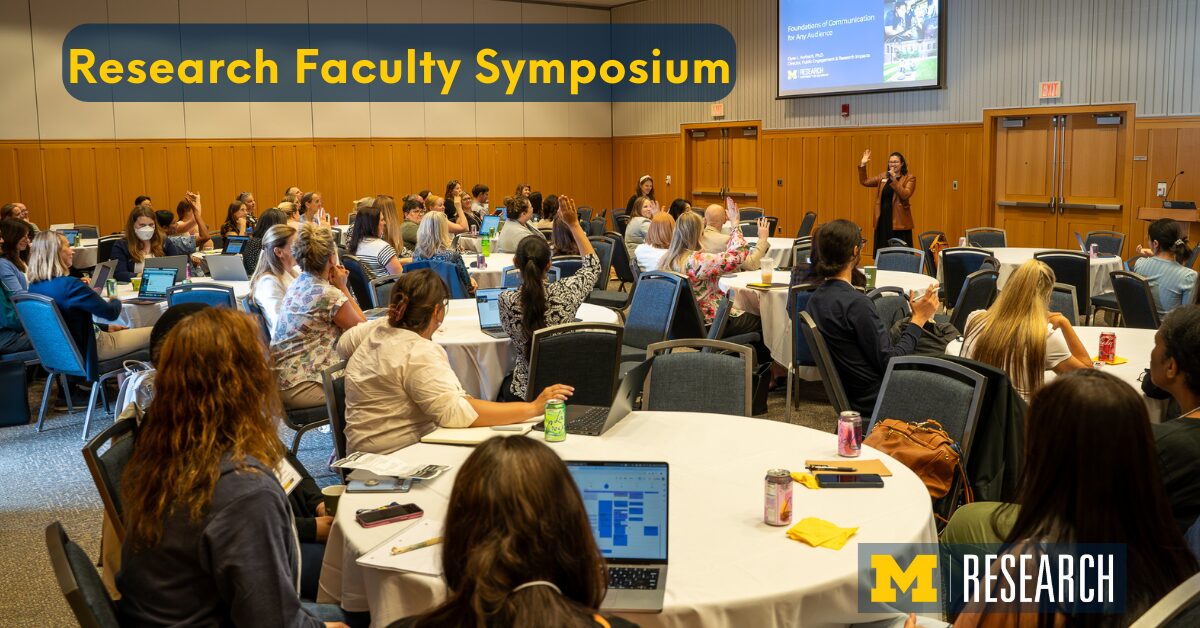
[863,418,971,504]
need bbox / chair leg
[784,368,793,423]
[60,377,74,413]
[36,372,55,432]
[82,382,101,441]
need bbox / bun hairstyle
[387,269,448,331]
[504,196,531,220]
[1148,218,1192,264]
[814,219,863,279]
[292,222,336,275]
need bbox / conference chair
[1110,270,1161,329]
[283,403,329,456]
[46,521,120,628]
[867,286,913,331]
[886,237,909,247]
[1049,283,1081,325]
[603,232,637,290]
[763,216,779,238]
[621,271,687,369]
[589,216,606,237]
[97,235,121,266]
[528,323,623,406]
[321,361,349,470]
[796,212,817,239]
[792,242,812,270]
[575,206,593,222]
[796,311,853,414]
[965,227,1007,248]
[402,260,471,298]
[614,213,631,236]
[874,247,925,274]
[339,254,375,306]
[501,266,560,288]
[1034,250,1091,323]
[585,237,631,312]
[785,285,819,422]
[73,224,99,239]
[165,283,236,308]
[918,230,946,277]
[940,247,994,308]
[1187,247,1200,270]
[13,293,148,440]
[608,207,626,233]
[739,220,759,238]
[949,270,1000,334]
[1084,230,1126,257]
[739,207,765,222]
[369,274,402,310]
[644,339,753,417]
[550,255,585,280]
[707,290,736,341]
[209,234,224,251]
[538,227,553,240]
[242,296,272,341]
[82,417,137,544]
[1130,571,1200,628]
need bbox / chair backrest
[918,230,946,277]
[369,274,402,310]
[74,224,99,239]
[97,235,122,266]
[624,271,686,350]
[241,296,272,341]
[165,283,236,308]
[950,269,1000,334]
[575,206,592,222]
[209,234,224,250]
[965,227,1007,248]
[738,220,758,238]
[588,217,606,237]
[339,254,375,306]
[1110,270,1161,329]
[797,212,817,239]
[501,265,560,288]
[1084,230,1126,257]
[874,247,925,274]
[11,293,87,377]
[604,232,636,285]
[762,216,779,238]
[538,227,553,240]
[797,311,853,413]
[868,356,988,459]
[789,285,818,368]
[45,521,120,628]
[1033,250,1090,318]
[667,275,709,341]
[707,289,736,340]
[321,361,349,463]
[739,207,764,222]
[792,243,812,269]
[550,255,585,280]
[645,339,753,416]
[940,247,994,307]
[529,323,623,405]
[1131,570,1200,628]
[82,417,138,542]
[587,237,615,290]
[867,286,913,330]
[608,207,625,232]
[403,260,471,298]
[1049,282,1081,325]
[886,237,909,247]
[1187,246,1200,270]
[614,213,631,236]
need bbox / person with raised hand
[699,197,771,270]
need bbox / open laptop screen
[567,461,669,562]
[475,288,503,329]
[139,267,177,298]
[224,235,249,255]
[481,215,501,236]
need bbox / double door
[684,122,759,209]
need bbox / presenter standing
[858,149,916,254]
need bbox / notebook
[356,518,444,576]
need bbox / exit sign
[1039,81,1061,99]
[711,102,725,118]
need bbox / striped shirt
[1133,257,1197,316]
[352,237,399,279]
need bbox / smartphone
[355,503,423,528]
[815,473,885,489]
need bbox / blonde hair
[424,195,444,214]
[250,224,297,294]
[964,259,1057,396]
[645,212,675,249]
[26,231,70,283]
[278,202,298,220]
[415,211,452,259]
[376,194,405,252]
[292,222,336,275]
[661,211,702,272]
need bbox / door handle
[997,201,1053,208]
[1060,203,1121,211]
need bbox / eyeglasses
[858,238,868,246]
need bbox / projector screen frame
[774,0,946,100]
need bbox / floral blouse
[683,229,748,323]
[270,272,349,390]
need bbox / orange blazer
[858,164,917,231]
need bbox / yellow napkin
[786,517,859,550]
[790,471,821,489]
[1091,355,1128,365]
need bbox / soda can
[837,411,863,457]
[1098,332,1117,363]
[543,399,566,442]
[105,278,116,298]
[1089,243,1098,258]
[764,469,793,526]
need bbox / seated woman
[299,192,330,227]
[624,196,657,251]
[535,194,559,230]
[395,195,424,253]
[959,259,1091,401]
[1148,305,1200,533]
[271,223,366,410]
[550,215,579,257]
[117,307,345,627]
[281,201,302,228]
[804,219,939,415]
[0,218,31,293]
[347,204,405,278]
[251,224,299,337]
[667,198,691,221]
[27,231,151,365]
[442,180,471,235]
[169,192,212,250]
[109,206,189,282]
[661,210,773,366]
[391,437,635,628]
[241,208,288,275]
[942,370,1197,625]
[336,269,574,454]
[634,212,674,271]
[499,198,600,402]
[412,211,475,295]
[220,200,250,237]
[495,196,546,254]
[1133,218,1197,317]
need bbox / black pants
[723,312,772,366]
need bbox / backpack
[889,316,960,356]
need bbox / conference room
[2,0,1200,626]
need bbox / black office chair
[46,521,120,628]
[940,248,994,309]
[965,227,1007,248]
[1110,270,1161,329]
[339,254,375,306]
[1034,250,1091,324]
[797,311,853,414]
[796,212,817,239]
[949,270,1000,335]
[529,323,623,406]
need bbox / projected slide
[779,0,940,97]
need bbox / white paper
[331,452,449,480]
[420,424,532,445]
[356,518,444,576]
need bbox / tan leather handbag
[864,419,970,501]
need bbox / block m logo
[870,554,938,603]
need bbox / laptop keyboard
[608,566,659,590]
[571,406,611,435]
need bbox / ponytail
[1149,218,1193,264]
[387,270,447,332]
[814,219,862,279]
[514,237,551,351]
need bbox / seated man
[1150,305,1200,534]
[699,203,769,271]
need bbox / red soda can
[1098,332,1116,363]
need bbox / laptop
[126,267,178,304]
[90,260,116,296]
[144,255,188,282]
[481,214,501,237]
[206,254,249,281]
[533,358,650,437]
[567,460,669,613]
[223,235,250,255]
[475,288,507,338]
[59,229,81,244]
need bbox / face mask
[135,226,155,241]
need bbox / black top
[241,236,264,275]
[388,613,639,628]
[109,238,188,282]
[805,279,924,415]
[285,452,325,543]
[1153,417,1200,533]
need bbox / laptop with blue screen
[481,214,502,237]
[127,267,178,304]
[567,460,669,613]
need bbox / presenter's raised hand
[860,149,871,166]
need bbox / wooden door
[687,128,725,209]
[994,115,1058,247]
[725,126,760,203]
[684,122,760,210]
[1057,113,1128,252]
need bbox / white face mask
[135,225,156,241]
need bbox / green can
[105,278,116,298]
[543,399,566,442]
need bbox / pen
[491,426,524,432]
[391,537,443,555]
[806,464,856,472]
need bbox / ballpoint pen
[391,537,443,555]
[806,464,856,472]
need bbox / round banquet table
[465,253,515,289]
[432,298,617,400]
[95,277,251,329]
[970,248,1121,296]
[719,269,936,366]
[317,412,937,628]
[72,239,99,269]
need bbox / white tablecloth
[96,277,251,328]
[719,270,935,366]
[317,412,937,628]
[72,239,99,269]
[466,253,515,289]
[434,299,617,400]
[986,248,1121,296]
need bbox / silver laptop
[567,461,669,613]
[90,260,116,296]
[206,254,249,281]
[144,255,188,282]
[533,358,649,437]
[475,288,507,338]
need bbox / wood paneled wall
[0,138,613,235]
[1129,117,1200,246]
[611,134,684,212]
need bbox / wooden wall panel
[611,134,683,213]
[1128,117,1200,248]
